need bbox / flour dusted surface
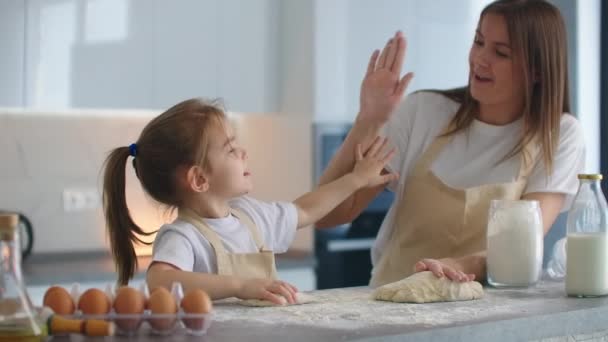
[213,282,562,330]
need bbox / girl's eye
[496,50,510,58]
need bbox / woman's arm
[523,192,565,235]
[315,124,389,228]
[415,192,566,282]
[146,262,298,305]
[317,31,413,227]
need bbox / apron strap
[415,133,452,173]
[516,138,541,181]
[414,120,457,173]
[177,208,232,273]
[178,208,227,254]
[231,208,267,251]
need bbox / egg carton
[67,311,213,336]
[44,281,213,336]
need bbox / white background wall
[2,1,596,126]
[0,0,25,107]
[19,0,284,112]
[575,0,601,173]
[0,0,489,117]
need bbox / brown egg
[146,287,164,310]
[78,288,111,315]
[113,286,145,332]
[147,287,177,331]
[181,289,212,331]
[43,286,75,315]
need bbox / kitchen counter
[51,280,608,342]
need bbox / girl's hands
[237,278,299,305]
[351,136,398,188]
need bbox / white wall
[0,0,490,117]
[279,0,315,116]
[575,0,601,173]
[7,0,596,125]
[0,0,25,107]
[19,0,283,112]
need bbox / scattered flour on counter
[239,292,316,307]
[213,283,562,329]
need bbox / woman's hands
[359,31,414,126]
[236,278,299,305]
[414,258,477,282]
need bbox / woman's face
[469,13,526,111]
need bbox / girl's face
[204,121,252,198]
[469,13,526,112]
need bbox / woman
[317,0,585,287]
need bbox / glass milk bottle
[566,174,608,297]
[0,213,46,341]
[487,200,544,287]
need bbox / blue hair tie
[128,143,138,157]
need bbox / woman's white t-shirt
[372,91,586,266]
[150,196,298,274]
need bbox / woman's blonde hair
[437,0,570,173]
[102,99,227,285]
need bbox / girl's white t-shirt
[150,196,298,274]
[372,91,586,266]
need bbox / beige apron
[179,208,278,279]
[370,126,538,287]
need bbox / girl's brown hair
[435,0,570,173]
[102,98,226,285]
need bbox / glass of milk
[566,174,608,297]
[487,199,543,288]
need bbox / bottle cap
[0,213,18,230]
[578,174,603,180]
[0,213,19,240]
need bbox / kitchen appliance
[313,123,394,289]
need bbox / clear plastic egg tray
[45,282,213,336]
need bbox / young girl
[102,99,397,305]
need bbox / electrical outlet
[62,188,100,212]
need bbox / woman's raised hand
[359,31,414,126]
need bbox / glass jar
[0,213,46,341]
[566,174,608,297]
[487,199,544,287]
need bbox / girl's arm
[146,262,298,305]
[294,137,397,228]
